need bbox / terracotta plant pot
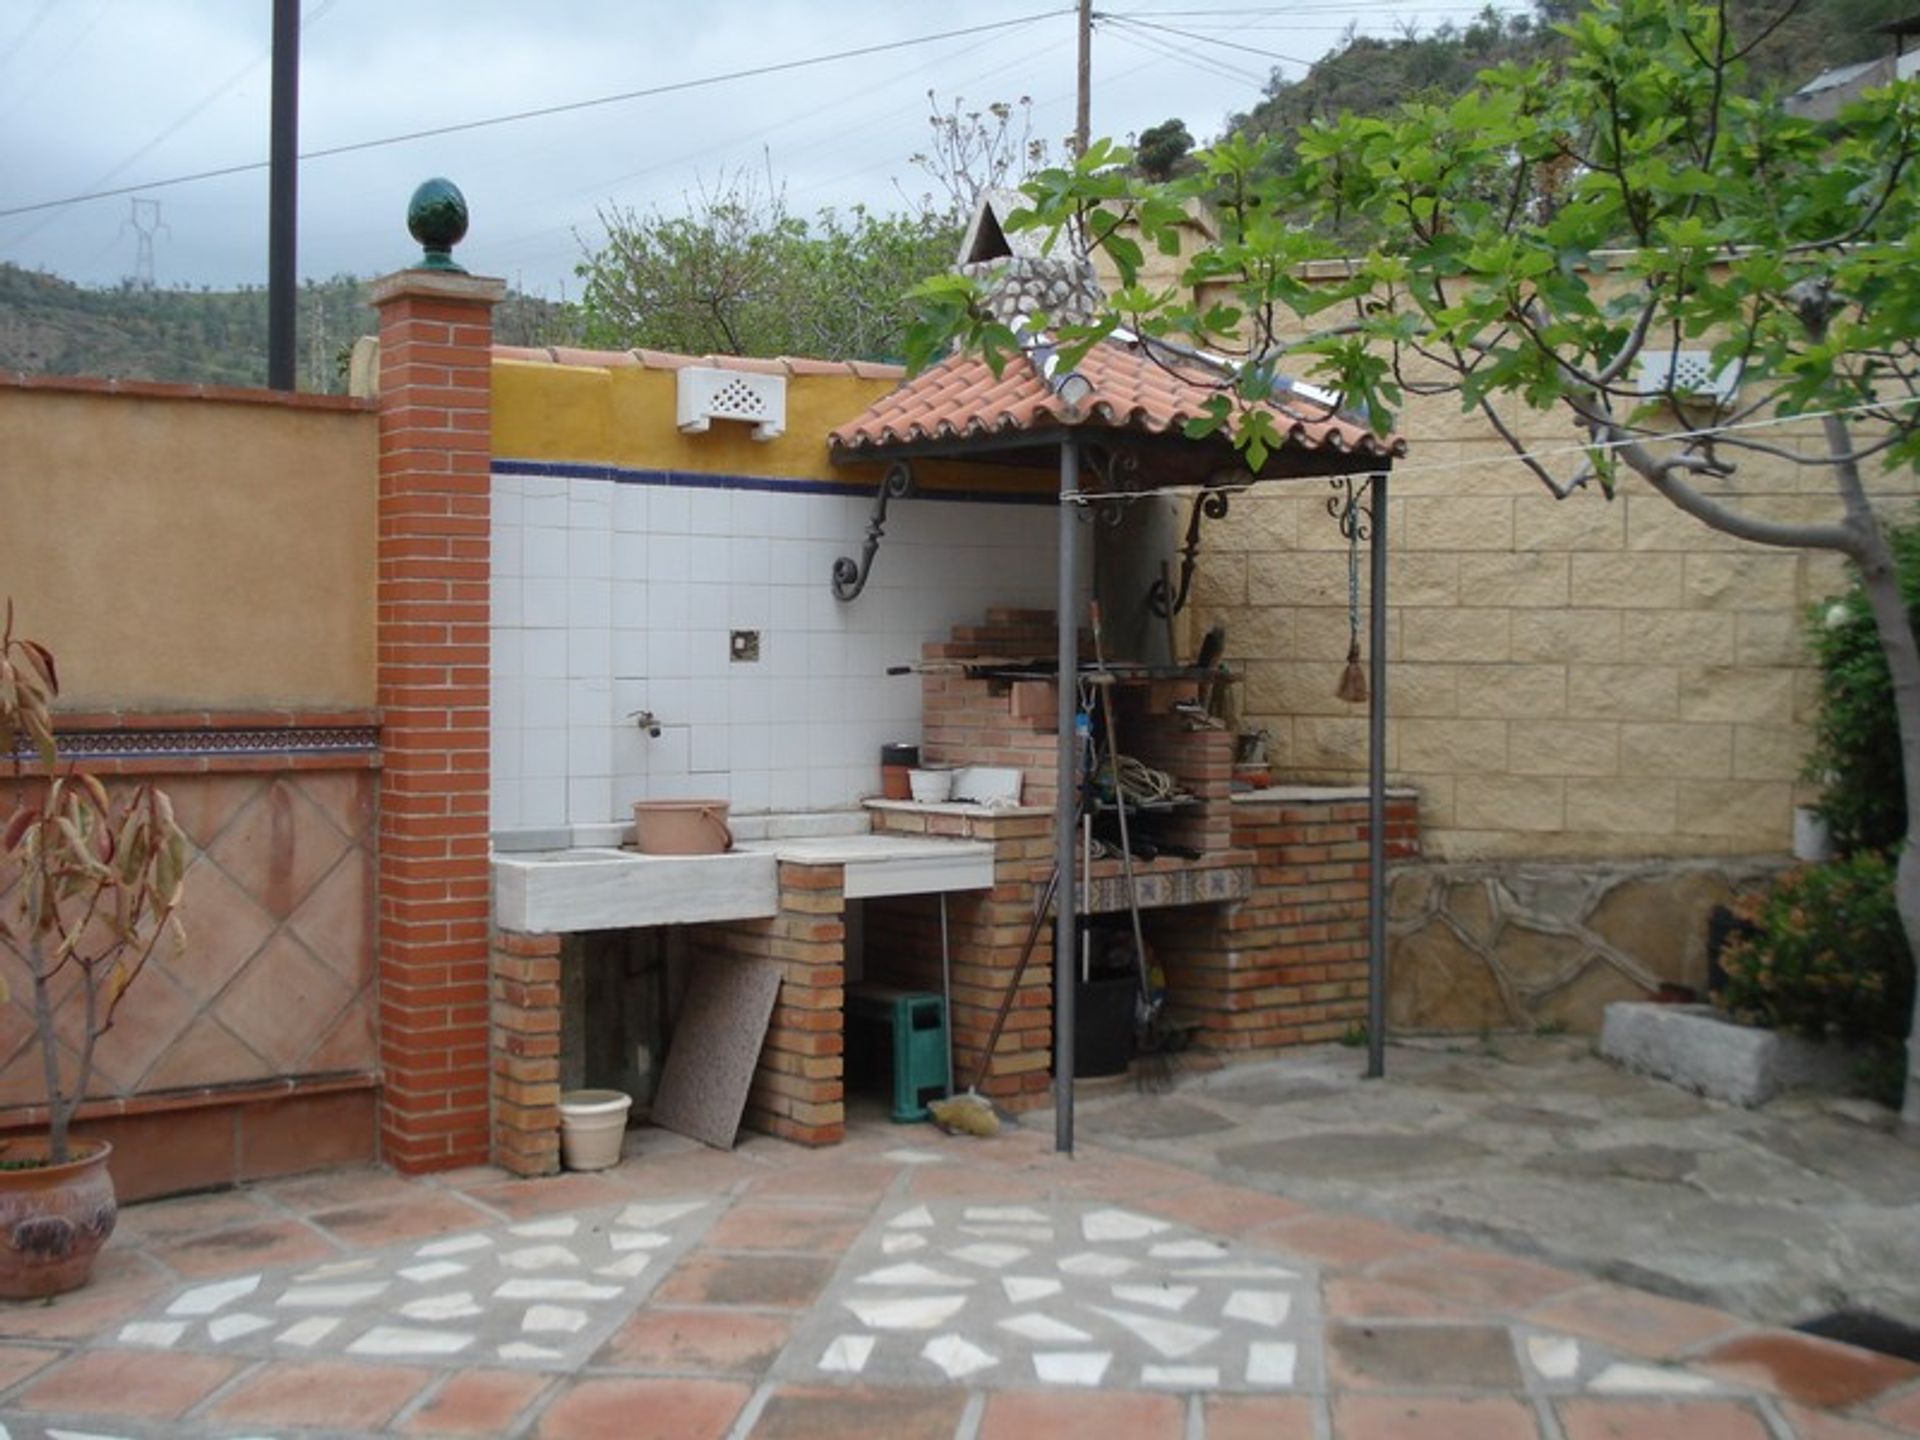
[0,1139,117,1300]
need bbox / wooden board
[651,958,783,1150]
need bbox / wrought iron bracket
[831,462,913,602]
[1146,486,1232,618]
[1327,474,1375,543]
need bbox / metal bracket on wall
[1327,473,1374,543]
[1146,486,1232,618]
[831,461,913,602]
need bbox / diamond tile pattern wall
[0,769,379,1108]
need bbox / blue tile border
[492,458,1056,507]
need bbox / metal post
[1053,441,1081,1152]
[1366,470,1390,1080]
[267,0,299,392]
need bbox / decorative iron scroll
[831,462,913,602]
[1146,487,1232,618]
[1327,474,1374,542]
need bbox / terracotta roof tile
[487,343,907,381]
[827,337,1404,463]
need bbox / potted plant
[0,604,186,1298]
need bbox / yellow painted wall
[0,385,377,710]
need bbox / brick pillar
[369,267,505,1172]
[491,928,563,1177]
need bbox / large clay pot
[0,1139,117,1300]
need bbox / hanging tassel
[1336,636,1369,704]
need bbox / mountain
[0,265,579,393]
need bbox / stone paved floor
[1072,1035,1920,1329]
[0,1108,1915,1438]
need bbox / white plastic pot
[558,1088,632,1171]
[908,767,953,803]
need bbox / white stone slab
[402,1292,484,1322]
[1528,1335,1582,1380]
[1223,1291,1293,1328]
[492,848,777,933]
[501,1245,581,1271]
[966,1206,1047,1223]
[349,1326,474,1357]
[511,1217,580,1238]
[961,1224,1053,1242]
[595,1254,652,1279]
[843,1294,968,1331]
[168,1275,260,1317]
[417,1234,492,1258]
[1090,1306,1219,1359]
[882,1233,928,1256]
[1247,1341,1299,1386]
[1003,1276,1063,1304]
[496,1279,621,1301]
[887,1205,934,1230]
[499,1342,563,1363]
[819,1334,876,1374]
[922,1333,998,1379]
[1082,1209,1170,1243]
[399,1261,469,1284]
[1589,1363,1717,1394]
[618,1201,703,1229]
[1599,1002,1855,1108]
[1151,1239,1228,1260]
[951,1242,1028,1270]
[998,1313,1091,1344]
[1143,1365,1220,1388]
[882,1149,946,1165]
[857,1263,974,1287]
[117,1321,185,1347]
[207,1313,272,1343]
[523,1305,590,1334]
[610,1231,673,1253]
[1060,1251,1136,1277]
[279,1282,388,1309]
[1112,1284,1196,1313]
[296,1258,376,1280]
[275,1317,341,1348]
[1033,1351,1112,1386]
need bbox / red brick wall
[370,270,505,1172]
[489,928,563,1177]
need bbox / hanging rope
[1332,476,1371,704]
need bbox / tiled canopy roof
[827,336,1405,464]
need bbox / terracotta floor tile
[1249,1214,1446,1271]
[1783,1400,1911,1440]
[904,1165,1051,1203]
[307,1191,495,1248]
[742,1161,900,1206]
[0,1274,164,1341]
[1035,1149,1200,1201]
[749,1383,969,1439]
[113,1188,279,1243]
[1557,1398,1772,1440]
[1204,1395,1319,1440]
[400,1368,554,1436]
[702,1204,867,1252]
[0,1342,61,1393]
[1367,1247,1585,1312]
[606,1148,770,1197]
[1325,1276,1474,1321]
[460,1172,630,1220]
[1327,1322,1524,1389]
[980,1389,1185,1440]
[1333,1395,1542,1440]
[1877,1385,1920,1434]
[17,1349,242,1420]
[262,1165,423,1214]
[652,1251,837,1309]
[596,1307,792,1374]
[1526,1283,1742,1361]
[1697,1330,1920,1410]
[1138,1182,1309,1236]
[534,1376,750,1440]
[205,1358,434,1429]
[149,1216,336,1277]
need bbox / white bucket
[558,1088,632,1171]
[908,767,954,803]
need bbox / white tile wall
[490,471,1062,836]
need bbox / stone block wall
[1386,858,1780,1034]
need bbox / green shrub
[1803,523,1920,855]
[1717,852,1914,1043]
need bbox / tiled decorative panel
[489,467,1064,834]
[0,768,379,1109]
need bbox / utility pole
[267,0,299,391]
[1075,0,1092,155]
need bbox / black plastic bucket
[1075,974,1137,1077]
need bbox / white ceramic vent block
[1636,350,1740,406]
[677,366,787,441]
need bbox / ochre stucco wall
[0,381,377,710]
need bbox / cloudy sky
[0,0,1496,296]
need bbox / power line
[1105,14,1319,67]
[1103,21,1273,84]
[0,9,1072,224]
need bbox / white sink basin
[492,847,777,934]
[737,835,995,899]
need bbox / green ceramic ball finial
[407,178,469,272]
